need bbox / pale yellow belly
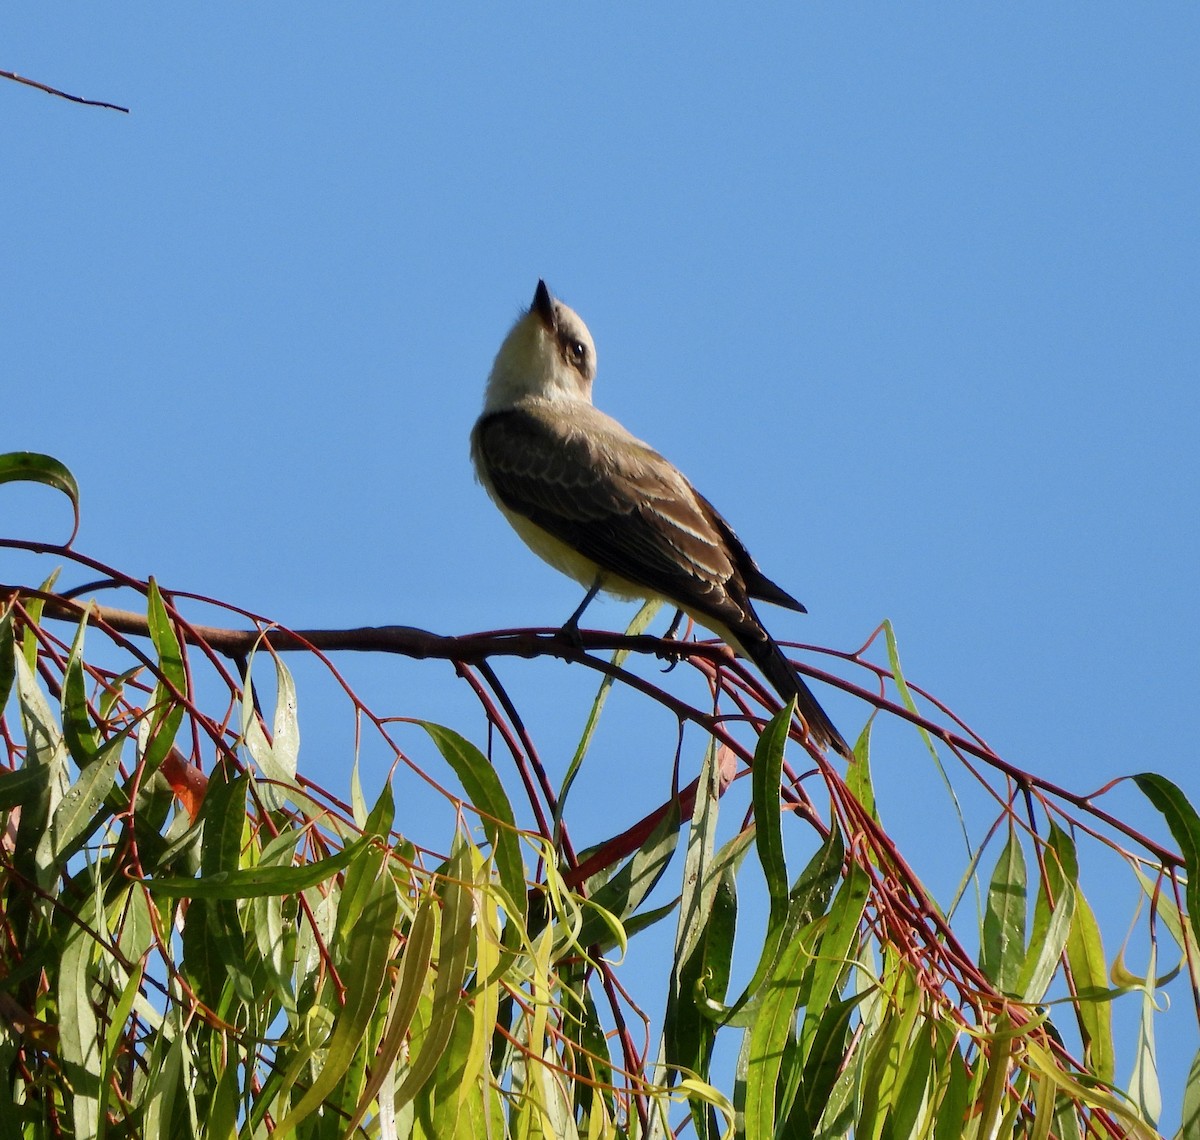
[499,504,661,603]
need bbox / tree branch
[1,69,128,113]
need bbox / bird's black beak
[531,279,556,330]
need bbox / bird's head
[483,280,598,411]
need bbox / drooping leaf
[675,869,737,1140]
[751,701,793,919]
[146,836,369,898]
[343,894,438,1138]
[420,722,526,928]
[183,766,250,1003]
[0,451,80,541]
[0,607,15,713]
[1180,1047,1200,1140]
[557,598,661,829]
[577,797,680,951]
[1129,942,1162,1127]
[48,735,124,862]
[1065,889,1115,1083]
[664,738,729,1136]
[140,579,186,780]
[1016,834,1075,1004]
[0,762,53,810]
[392,838,475,1113]
[735,825,844,1021]
[784,992,865,1137]
[981,826,1027,994]
[59,905,102,1140]
[273,858,400,1137]
[800,862,869,1065]
[61,617,101,768]
[1134,772,1200,948]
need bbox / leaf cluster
[1,453,1198,1139]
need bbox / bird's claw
[657,608,687,671]
[557,620,586,652]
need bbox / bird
[470,280,851,758]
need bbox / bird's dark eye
[569,340,587,366]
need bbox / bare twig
[1,68,129,113]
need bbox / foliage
[0,453,1197,1139]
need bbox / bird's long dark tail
[736,624,853,759]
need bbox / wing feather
[474,407,748,625]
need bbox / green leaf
[845,717,877,820]
[184,767,250,1003]
[1180,1047,1200,1140]
[206,1047,240,1140]
[97,960,144,1140]
[736,826,844,1020]
[981,826,1027,994]
[333,784,395,946]
[343,895,438,1138]
[1048,820,1079,882]
[200,766,246,878]
[882,619,976,878]
[364,776,395,838]
[179,899,225,1030]
[1129,940,1162,1127]
[578,797,680,951]
[419,722,526,928]
[16,650,71,889]
[858,972,923,1133]
[1016,826,1077,1004]
[811,1009,867,1139]
[932,1046,971,1140]
[786,993,865,1137]
[241,647,301,809]
[665,738,726,1125]
[670,868,737,1140]
[393,839,475,1113]
[274,859,400,1137]
[1018,879,1074,1004]
[1065,890,1114,1083]
[0,762,53,810]
[336,838,390,950]
[49,735,124,861]
[744,918,819,1140]
[59,909,102,1140]
[674,737,724,964]
[890,1022,935,1140]
[0,608,15,714]
[249,877,298,1015]
[557,598,661,831]
[800,863,869,1065]
[0,451,80,540]
[19,569,59,674]
[146,836,369,898]
[1134,772,1200,949]
[61,617,102,768]
[141,579,186,779]
[270,652,300,777]
[752,701,793,918]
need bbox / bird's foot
[658,608,687,672]
[557,618,586,652]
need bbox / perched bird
[471,280,851,758]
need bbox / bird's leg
[559,577,604,647]
[663,608,686,640]
[659,608,687,673]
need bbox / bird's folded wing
[474,407,747,623]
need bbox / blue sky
[5,5,1198,1128]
